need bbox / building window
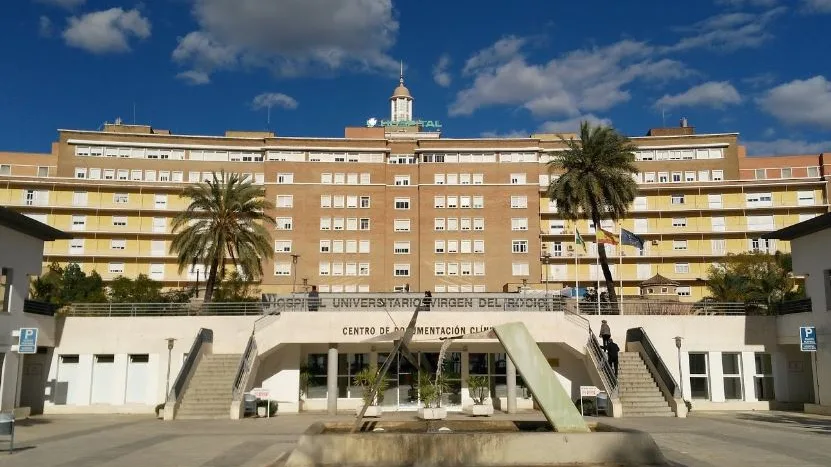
[460,217,472,231]
[672,217,686,227]
[722,353,743,400]
[394,241,410,254]
[510,173,526,184]
[359,218,370,230]
[675,263,690,274]
[797,191,815,206]
[688,353,710,400]
[676,286,691,296]
[69,239,84,254]
[658,172,669,183]
[277,173,294,184]
[473,218,485,231]
[113,193,129,205]
[511,218,528,231]
[275,240,292,253]
[671,194,685,205]
[673,240,687,250]
[359,196,370,208]
[512,240,528,253]
[276,195,294,208]
[394,264,410,277]
[512,262,529,276]
[154,194,168,209]
[320,195,331,208]
[346,196,358,208]
[434,173,445,184]
[73,191,88,206]
[434,196,445,208]
[447,218,459,231]
[359,263,370,276]
[460,196,471,209]
[435,240,445,253]
[276,217,293,230]
[394,197,410,210]
[807,166,820,177]
[110,239,126,250]
[274,262,292,276]
[434,262,446,276]
[672,172,682,182]
[434,218,446,231]
[754,168,766,179]
[394,219,410,232]
[447,196,458,208]
[0,164,11,175]
[152,217,166,233]
[149,264,165,280]
[510,196,528,209]
[473,173,484,184]
[754,353,775,401]
[394,175,410,186]
[780,168,792,178]
[447,240,458,253]
[712,170,724,181]
[112,216,127,227]
[108,262,125,275]
[746,192,773,208]
[37,166,49,177]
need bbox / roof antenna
[399,60,404,84]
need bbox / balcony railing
[771,298,812,315]
[63,294,748,317]
[23,299,59,316]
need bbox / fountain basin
[283,420,668,467]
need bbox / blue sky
[2,0,831,155]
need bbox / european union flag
[620,228,645,249]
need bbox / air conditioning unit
[651,240,660,245]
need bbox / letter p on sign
[800,326,817,352]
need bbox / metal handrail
[232,334,257,401]
[66,302,265,316]
[167,328,213,403]
[625,327,680,398]
[23,299,58,316]
[587,328,618,397]
[771,298,812,315]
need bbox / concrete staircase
[176,354,241,419]
[618,352,674,417]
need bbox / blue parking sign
[18,327,38,354]
[800,326,817,352]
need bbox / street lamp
[165,338,176,399]
[290,254,300,294]
[542,252,551,295]
[674,336,684,399]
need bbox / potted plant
[256,399,277,417]
[465,375,493,416]
[353,367,388,417]
[298,365,311,412]
[417,373,448,420]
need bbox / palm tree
[171,171,275,302]
[546,121,639,306]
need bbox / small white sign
[580,385,601,397]
[250,387,270,399]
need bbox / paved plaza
[1,411,830,466]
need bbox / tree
[171,171,275,302]
[546,121,639,306]
[212,271,260,302]
[108,274,164,303]
[30,262,107,306]
[705,252,799,313]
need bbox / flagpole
[619,245,623,303]
[575,249,579,304]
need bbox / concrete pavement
[0,411,829,466]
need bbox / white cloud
[432,54,452,87]
[803,0,831,12]
[742,72,777,88]
[655,81,741,109]
[715,0,778,7]
[480,129,529,138]
[39,16,53,37]
[538,115,613,133]
[743,139,831,155]
[176,70,211,85]
[63,8,151,54]
[449,39,688,117]
[251,93,298,110]
[173,0,399,81]
[665,7,786,52]
[757,76,831,129]
[462,36,526,75]
[34,0,85,9]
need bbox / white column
[407,100,413,120]
[390,101,395,121]
[506,356,517,414]
[327,345,338,415]
[709,352,725,403]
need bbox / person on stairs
[599,320,612,350]
[605,338,620,378]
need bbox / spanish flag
[596,228,619,245]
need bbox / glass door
[420,352,463,410]
[398,352,419,409]
[376,353,398,409]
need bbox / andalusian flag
[596,228,619,245]
[575,229,587,253]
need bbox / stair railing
[587,328,619,398]
[230,310,279,419]
[163,328,213,420]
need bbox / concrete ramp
[493,322,590,433]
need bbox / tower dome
[390,61,413,122]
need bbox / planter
[465,404,494,416]
[256,400,277,417]
[356,405,383,417]
[417,407,447,420]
